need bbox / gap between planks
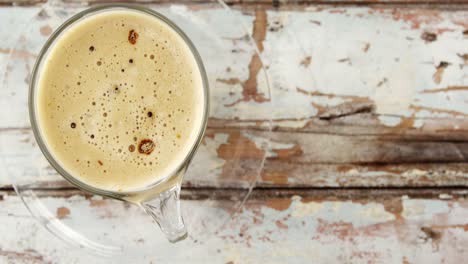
[1,186,467,200]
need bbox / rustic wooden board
[1,5,468,189]
[3,0,468,7]
[1,189,467,263]
[3,6,468,127]
[2,128,468,189]
[0,3,467,263]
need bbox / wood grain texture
[0,4,467,263]
[1,5,467,189]
[3,0,468,7]
[1,189,467,263]
[2,127,468,189]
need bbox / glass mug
[29,4,209,243]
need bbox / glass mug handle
[139,184,187,243]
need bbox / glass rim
[28,3,210,199]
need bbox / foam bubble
[128,145,135,152]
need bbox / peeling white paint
[0,5,467,263]
[403,169,428,178]
[402,199,450,220]
[291,196,323,217]
[2,194,467,263]
[414,119,425,128]
[359,205,396,223]
[265,141,296,158]
[378,115,402,127]
[186,133,229,182]
[439,193,453,200]
[2,7,467,128]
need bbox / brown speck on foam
[138,139,155,155]
[128,30,139,45]
[98,160,103,166]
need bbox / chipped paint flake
[358,204,395,223]
[378,115,402,127]
[403,169,427,178]
[291,198,324,217]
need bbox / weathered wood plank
[2,127,467,188]
[1,4,467,264]
[2,0,468,7]
[0,0,43,6]
[1,189,467,263]
[1,6,467,189]
[2,6,467,127]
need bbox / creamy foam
[36,10,205,191]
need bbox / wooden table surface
[1,0,467,263]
